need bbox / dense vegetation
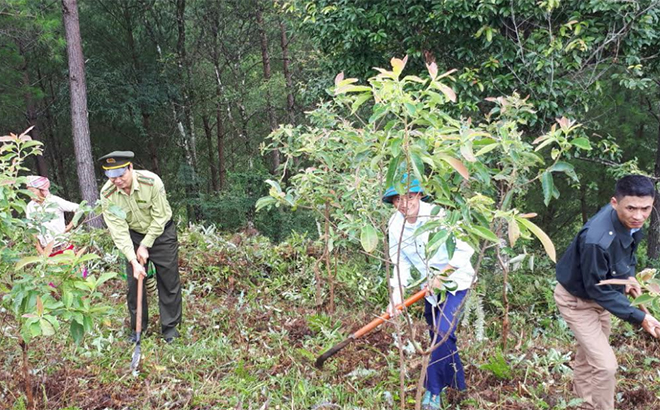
[2,0,660,409]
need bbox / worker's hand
[131,260,147,280]
[625,277,642,298]
[387,287,403,317]
[429,275,446,292]
[136,245,149,266]
[641,314,660,339]
[64,221,74,233]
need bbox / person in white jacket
[25,176,79,256]
[384,177,475,410]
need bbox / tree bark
[176,0,199,172]
[39,69,69,197]
[279,19,295,126]
[142,113,161,175]
[256,5,280,172]
[123,1,160,176]
[62,0,102,227]
[215,95,226,191]
[648,118,660,259]
[17,41,49,177]
[141,0,198,221]
[202,115,219,191]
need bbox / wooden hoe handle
[353,289,427,338]
[315,288,427,368]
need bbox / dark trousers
[127,221,182,338]
[423,289,467,395]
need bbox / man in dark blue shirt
[555,175,660,410]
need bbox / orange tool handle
[353,288,427,339]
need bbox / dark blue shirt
[556,204,646,324]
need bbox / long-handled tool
[130,274,144,375]
[315,288,427,369]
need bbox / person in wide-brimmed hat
[25,176,79,256]
[383,175,475,410]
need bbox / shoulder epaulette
[137,173,154,186]
[595,230,617,250]
[103,186,118,198]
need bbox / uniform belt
[129,220,173,236]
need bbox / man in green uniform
[99,151,182,343]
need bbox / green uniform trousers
[126,221,182,338]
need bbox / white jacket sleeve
[448,237,474,269]
[388,214,412,289]
[52,195,80,213]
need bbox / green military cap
[98,151,134,177]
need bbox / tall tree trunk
[142,1,198,221]
[202,115,219,191]
[142,113,161,175]
[580,180,588,224]
[18,41,48,177]
[256,5,279,173]
[279,19,295,126]
[176,0,199,172]
[39,69,69,197]
[648,119,660,259]
[216,100,226,191]
[62,0,102,227]
[123,1,160,176]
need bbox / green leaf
[517,217,556,262]
[360,224,379,253]
[72,210,85,226]
[351,93,372,113]
[427,229,450,256]
[40,318,55,336]
[541,171,554,206]
[95,271,118,288]
[470,226,499,243]
[410,152,425,182]
[255,196,277,212]
[107,204,127,220]
[63,291,73,308]
[571,137,592,150]
[548,161,579,182]
[29,321,42,338]
[265,179,282,193]
[404,102,417,116]
[437,154,469,180]
[413,220,443,238]
[70,321,84,344]
[14,255,42,271]
[83,315,94,333]
[386,156,401,188]
[632,294,655,306]
[446,234,456,260]
[78,253,101,263]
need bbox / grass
[1,229,660,409]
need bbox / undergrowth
[1,225,659,409]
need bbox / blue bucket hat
[382,175,425,203]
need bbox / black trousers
[126,221,182,338]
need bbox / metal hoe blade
[131,334,141,375]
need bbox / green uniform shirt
[101,170,173,263]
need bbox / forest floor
[1,229,659,410]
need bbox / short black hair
[614,175,656,199]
